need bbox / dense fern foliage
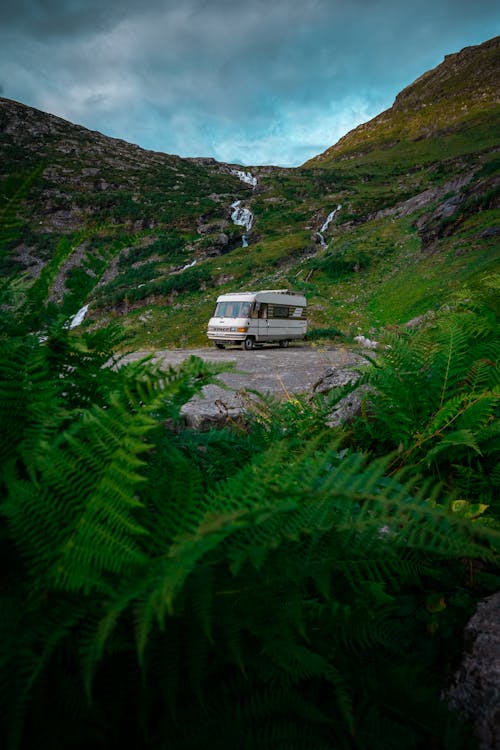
[346,285,500,509]
[1,214,499,749]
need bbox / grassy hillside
[0,37,498,351]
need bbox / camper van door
[257,302,269,341]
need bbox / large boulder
[325,384,374,428]
[312,366,362,395]
[180,385,249,431]
[445,591,500,750]
[312,366,375,428]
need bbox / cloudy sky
[1,1,498,166]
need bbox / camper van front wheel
[215,343,225,349]
[242,337,254,350]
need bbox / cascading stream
[231,200,254,246]
[229,168,257,188]
[69,304,89,329]
[229,168,257,246]
[321,205,342,233]
[317,204,342,247]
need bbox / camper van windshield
[214,301,252,318]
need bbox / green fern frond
[465,353,500,391]
[456,388,499,431]
[119,353,231,420]
[417,389,497,445]
[434,319,471,407]
[3,349,220,597]
[424,429,482,464]
[4,397,152,594]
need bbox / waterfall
[69,304,89,329]
[231,200,254,231]
[320,204,342,233]
[230,168,257,188]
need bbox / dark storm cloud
[0,0,161,38]
[0,0,498,164]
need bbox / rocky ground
[122,343,368,429]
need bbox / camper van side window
[268,305,289,319]
[258,304,267,319]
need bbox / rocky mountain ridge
[0,96,248,232]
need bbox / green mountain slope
[0,36,498,349]
[308,35,500,166]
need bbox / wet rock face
[445,591,500,750]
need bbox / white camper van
[207,289,307,350]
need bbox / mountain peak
[393,35,500,112]
[306,35,500,165]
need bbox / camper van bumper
[206,329,246,345]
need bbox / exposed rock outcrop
[325,384,374,428]
[176,353,368,431]
[370,172,475,223]
[414,174,500,253]
[180,385,250,431]
[445,591,500,750]
[312,366,362,394]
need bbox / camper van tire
[242,337,255,350]
[279,340,289,348]
[215,343,225,349]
